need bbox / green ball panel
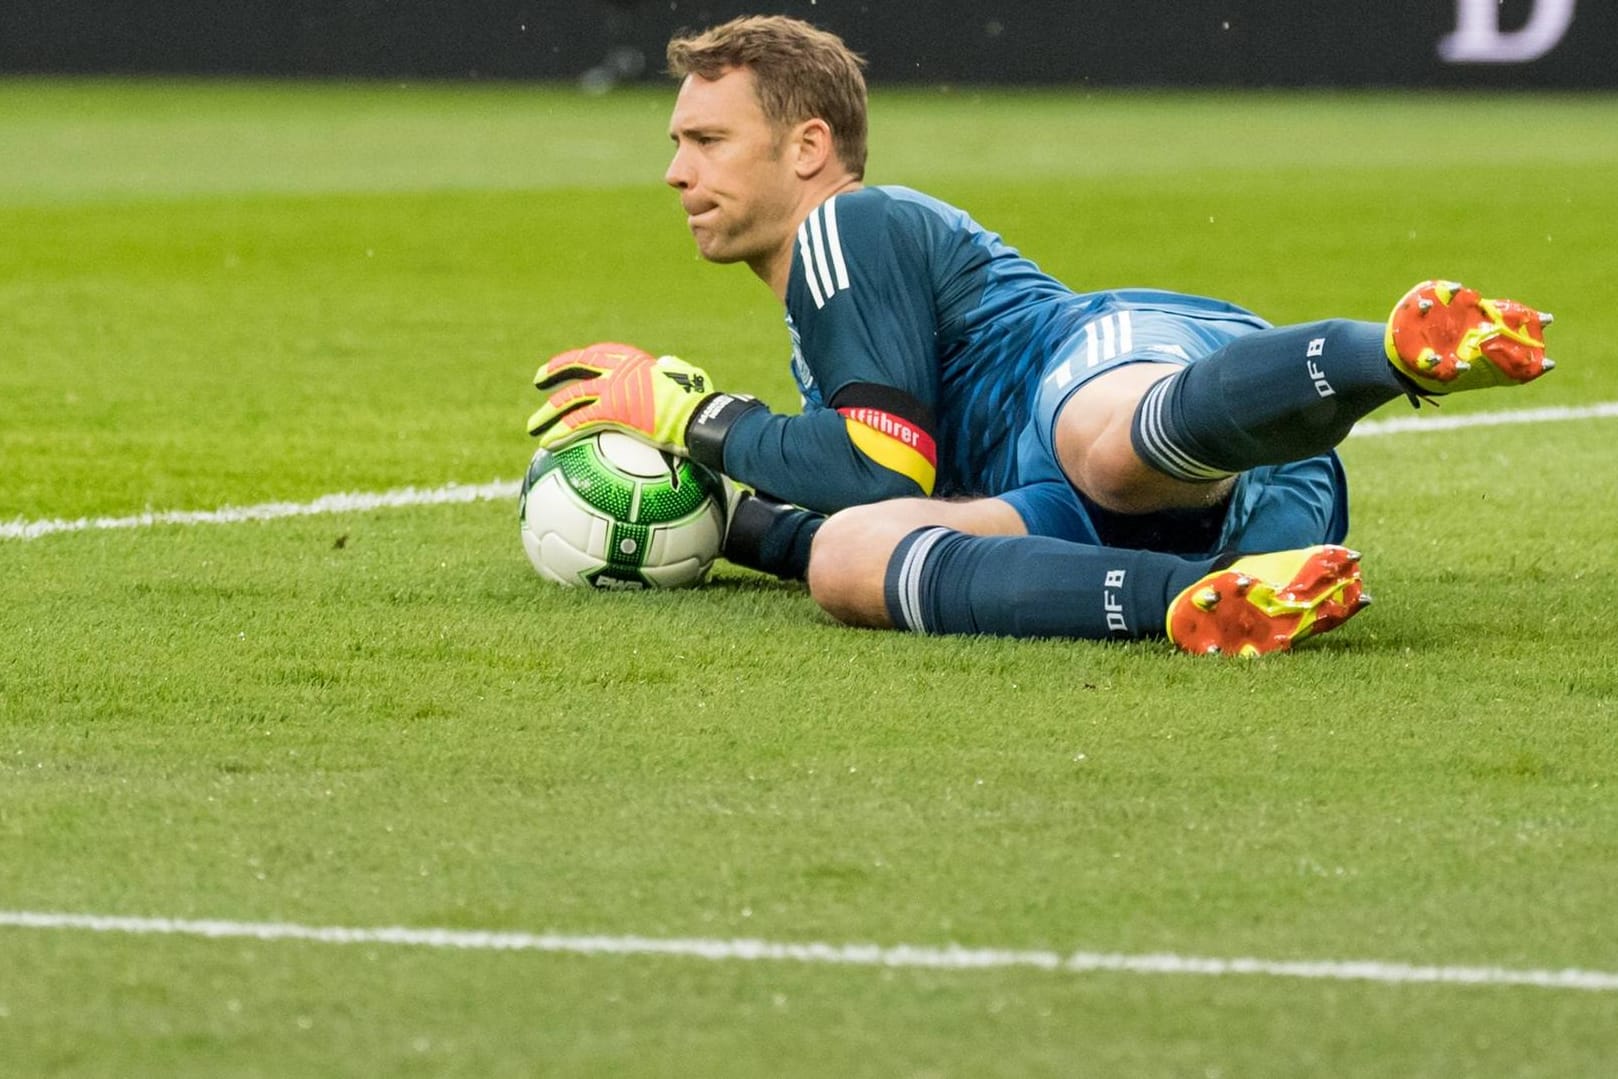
[603,520,652,575]
[555,441,636,519]
[633,460,718,525]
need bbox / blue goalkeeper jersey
[716,185,1256,513]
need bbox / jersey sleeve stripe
[807,209,837,299]
[796,200,852,310]
[822,197,851,290]
[795,222,826,309]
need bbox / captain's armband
[828,383,938,495]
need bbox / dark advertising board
[2,1,1610,87]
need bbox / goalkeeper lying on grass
[526,14,1555,657]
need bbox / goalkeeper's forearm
[694,405,931,514]
[721,488,824,582]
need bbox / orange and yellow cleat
[1167,545,1370,657]
[1385,279,1554,394]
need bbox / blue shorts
[1001,301,1349,555]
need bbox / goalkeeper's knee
[806,506,910,628]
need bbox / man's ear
[791,118,836,179]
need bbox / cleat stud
[1540,311,1555,326]
[1542,357,1556,371]
[1416,298,1434,314]
[1193,587,1221,611]
[1356,594,1373,608]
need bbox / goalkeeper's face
[665,68,808,277]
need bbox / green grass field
[4,79,1618,1077]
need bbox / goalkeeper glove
[526,341,762,468]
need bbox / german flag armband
[829,382,938,495]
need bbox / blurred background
[2,0,1612,89]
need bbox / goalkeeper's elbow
[861,460,934,501]
[799,467,932,515]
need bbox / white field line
[0,479,518,541]
[4,402,1617,543]
[2,910,1615,992]
[1349,400,1618,437]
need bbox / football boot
[1385,279,1553,393]
[1168,545,1369,657]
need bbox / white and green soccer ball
[519,431,726,589]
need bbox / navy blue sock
[883,527,1218,640]
[1132,319,1410,481]
[722,493,823,580]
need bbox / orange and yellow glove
[526,342,718,455]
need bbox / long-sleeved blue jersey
[715,185,1258,514]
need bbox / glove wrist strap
[686,393,765,471]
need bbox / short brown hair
[667,15,868,179]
